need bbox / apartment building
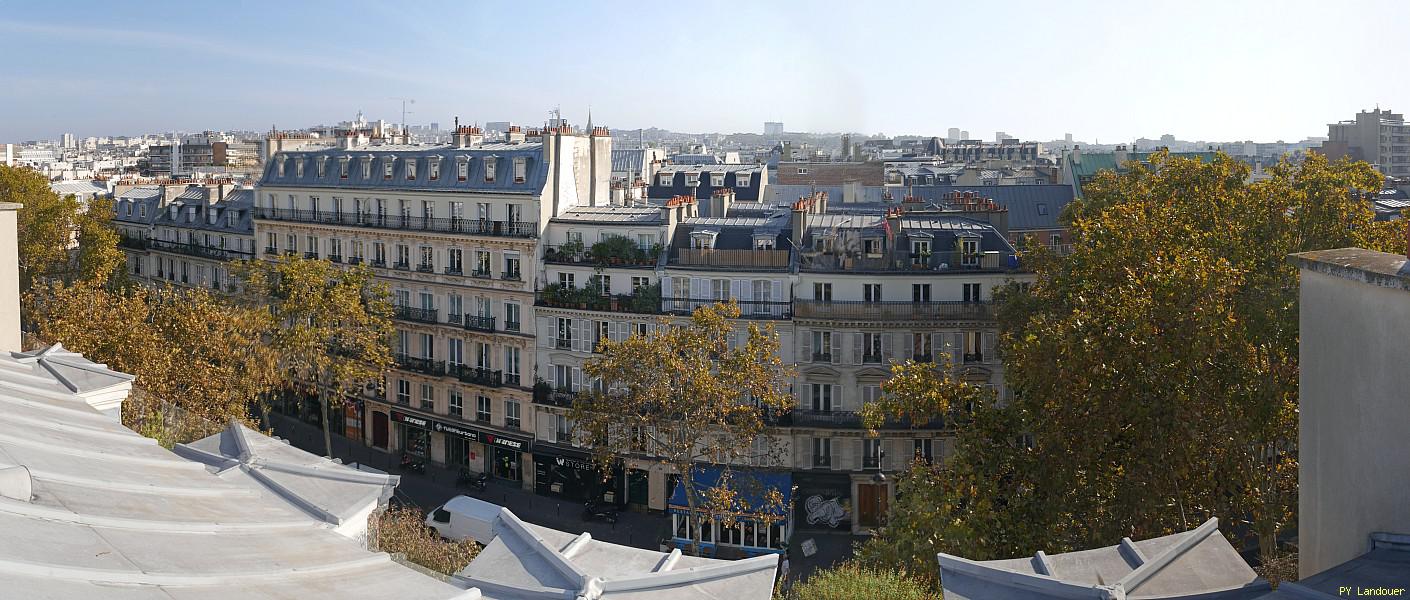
[254,125,612,490]
[113,182,250,287]
[1319,107,1410,178]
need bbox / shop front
[484,432,527,482]
[533,445,622,504]
[793,471,853,533]
[668,466,793,558]
[390,410,430,458]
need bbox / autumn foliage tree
[573,301,793,553]
[1,164,125,292]
[236,256,394,457]
[859,151,1405,577]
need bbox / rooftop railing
[149,239,254,261]
[671,248,791,270]
[793,299,995,321]
[800,250,1018,273]
[254,207,537,238]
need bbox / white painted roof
[0,344,475,599]
[455,506,778,600]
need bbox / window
[863,238,882,255]
[295,160,304,178]
[373,242,386,265]
[406,159,417,180]
[329,238,342,260]
[504,303,521,332]
[812,331,833,362]
[396,380,411,405]
[420,384,434,410]
[863,438,882,469]
[504,254,521,279]
[796,167,808,175]
[559,272,575,288]
[812,438,832,468]
[475,342,491,370]
[556,414,571,443]
[286,233,297,253]
[711,174,724,186]
[447,248,463,274]
[863,333,883,362]
[735,175,750,188]
[504,346,521,384]
[352,240,364,261]
[513,157,527,183]
[961,238,980,266]
[658,174,673,186]
[448,338,464,366]
[430,158,441,181]
[599,275,612,297]
[912,283,932,302]
[316,158,326,178]
[339,157,349,179]
[266,232,277,252]
[421,200,433,219]
[396,244,410,268]
[305,236,318,258]
[684,173,699,186]
[1036,202,1048,216]
[965,331,983,362]
[712,279,729,301]
[505,400,521,429]
[556,317,574,349]
[911,239,931,260]
[810,383,833,412]
[457,157,469,181]
[631,276,651,291]
[449,390,463,417]
[963,283,982,302]
[420,332,434,358]
[384,158,394,179]
[474,250,491,276]
[476,395,491,422]
[863,283,882,302]
[813,282,832,301]
[484,156,496,182]
[914,438,933,463]
[362,156,373,179]
[913,333,933,362]
[476,202,491,221]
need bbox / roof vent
[0,466,33,502]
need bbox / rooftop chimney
[0,202,18,352]
[506,125,525,144]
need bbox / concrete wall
[1297,264,1410,577]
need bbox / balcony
[470,268,492,279]
[671,248,791,270]
[534,385,577,408]
[395,354,445,377]
[264,246,278,255]
[348,257,363,265]
[661,297,791,319]
[964,352,984,363]
[149,239,254,261]
[444,266,463,276]
[392,261,410,270]
[328,255,343,263]
[394,306,439,324]
[119,236,148,250]
[536,283,663,315]
[801,250,1019,273]
[448,364,503,387]
[504,320,521,332]
[554,338,573,350]
[253,207,537,238]
[370,259,387,268]
[463,315,496,333]
[447,313,462,325]
[787,409,944,430]
[304,252,319,259]
[812,455,832,468]
[792,300,995,321]
[544,240,659,268]
[502,270,522,281]
[812,352,833,363]
[416,263,435,273]
[862,354,884,364]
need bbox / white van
[425,495,502,543]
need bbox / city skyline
[5,0,1410,143]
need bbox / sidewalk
[267,414,671,550]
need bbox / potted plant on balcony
[629,281,662,314]
[541,282,566,307]
[561,238,586,263]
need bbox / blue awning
[668,466,792,518]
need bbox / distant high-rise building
[430,122,440,132]
[485,121,512,134]
[961,130,970,141]
[764,122,784,136]
[947,128,961,142]
[995,132,1016,143]
[61,133,75,149]
[1065,133,1074,143]
[1319,108,1410,178]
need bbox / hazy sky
[3,0,1409,143]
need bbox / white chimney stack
[0,203,20,352]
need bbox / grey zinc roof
[901,185,1075,232]
[1257,533,1410,599]
[50,179,109,198]
[260,143,548,194]
[768,183,891,204]
[612,148,648,173]
[0,344,472,600]
[654,164,763,174]
[937,518,1271,600]
[553,205,664,225]
[153,187,254,235]
[455,504,778,600]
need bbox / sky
[3,0,1410,144]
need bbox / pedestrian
[780,556,790,582]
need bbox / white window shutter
[880,333,891,360]
[800,437,813,467]
[833,384,843,411]
[741,279,754,302]
[539,317,553,349]
[952,332,964,365]
[800,329,812,362]
[830,333,841,364]
[730,279,742,302]
[572,367,582,392]
[771,280,783,315]
[549,364,559,389]
[984,332,996,362]
[934,333,946,362]
[897,333,912,360]
[691,277,704,301]
[853,333,864,365]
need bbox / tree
[26,281,282,445]
[237,256,394,457]
[72,194,127,287]
[370,505,480,576]
[1,165,82,291]
[861,151,1406,573]
[778,561,937,600]
[573,301,793,553]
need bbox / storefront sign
[552,455,596,471]
[390,410,430,429]
[483,433,525,451]
[432,421,483,443]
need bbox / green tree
[860,151,1406,573]
[27,281,282,445]
[237,256,394,457]
[573,302,793,553]
[1,165,82,291]
[73,195,127,287]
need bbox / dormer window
[796,167,809,175]
[735,174,751,188]
[339,156,350,179]
[383,157,395,180]
[684,173,699,187]
[406,159,417,180]
[276,159,286,177]
[658,174,673,186]
[711,174,724,187]
[362,156,373,179]
[689,229,719,250]
[429,158,441,181]
[316,157,326,178]
[484,156,497,182]
[753,234,775,250]
[295,159,304,178]
[456,157,468,181]
[513,157,527,183]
